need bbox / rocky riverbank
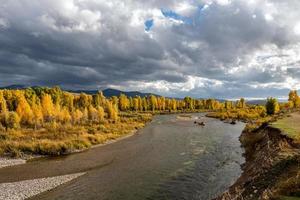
[0,157,26,169]
[215,124,300,200]
[0,173,85,200]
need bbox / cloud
[0,0,300,98]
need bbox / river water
[1,113,245,200]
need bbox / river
[0,113,245,200]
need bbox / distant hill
[246,99,267,105]
[0,86,270,103]
[0,84,28,90]
[0,86,160,98]
[102,88,160,98]
[70,88,161,98]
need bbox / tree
[31,101,43,128]
[184,96,194,110]
[119,94,129,111]
[72,109,83,124]
[265,97,280,115]
[41,94,55,121]
[82,108,88,123]
[62,92,74,112]
[97,106,105,122]
[149,95,157,112]
[288,90,300,108]
[88,105,98,122]
[6,112,20,129]
[133,97,139,111]
[77,93,92,109]
[0,92,7,113]
[107,101,119,121]
[16,94,33,125]
[171,99,177,111]
[93,91,106,107]
[225,101,233,110]
[237,98,246,109]
[142,97,148,111]
[57,107,71,124]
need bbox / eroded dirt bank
[216,124,300,200]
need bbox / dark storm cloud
[0,0,300,98]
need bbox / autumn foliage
[0,86,297,156]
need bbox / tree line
[0,86,299,130]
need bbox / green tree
[266,97,280,115]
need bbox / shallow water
[2,114,245,200]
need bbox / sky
[0,0,300,99]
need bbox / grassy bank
[0,112,152,157]
[272,112,300,142]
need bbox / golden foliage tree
[16,94,33,125]
[107,101,119,121]
[41,94,55,122]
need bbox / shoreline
[0,129,140,169]
[215,124,300,200]
[0,173,86,200]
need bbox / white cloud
[294,22,300,35]
[173,2,197,15]
[1,0,300,98]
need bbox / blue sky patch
[161,9,192,25]
[144,19,154,31]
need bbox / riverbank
[0,112,153,158]
[215,114,300,200]
[0,173,85,200]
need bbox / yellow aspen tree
[32,102,43,128]
[82,107,88,123]
[0,92,7,113]
[54,102,62,121]
[88,105,98,122]
[160,97,166,111]
[59,107,71,124]
[133,97,139,111]
[111,96,119,106]
[16,95,33,125]
[119,94,129,111]
[138,96,143,111]
[97,106,105,122]
[41,94,55,121]
[142,97,148,111]
[72,109,83,124]
[107,101,119,121]
[63,92,74,112]
[0,92,8,128]
[150,95,157,111]
[171,99,177,111]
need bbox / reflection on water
[32,113,245,200]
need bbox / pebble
[0,173,85,200]
[0,158,26,169]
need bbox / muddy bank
[215,124,300,200]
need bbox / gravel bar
[0,173,85,200]
[0,158,26,169]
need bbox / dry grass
[0,113,152,157]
